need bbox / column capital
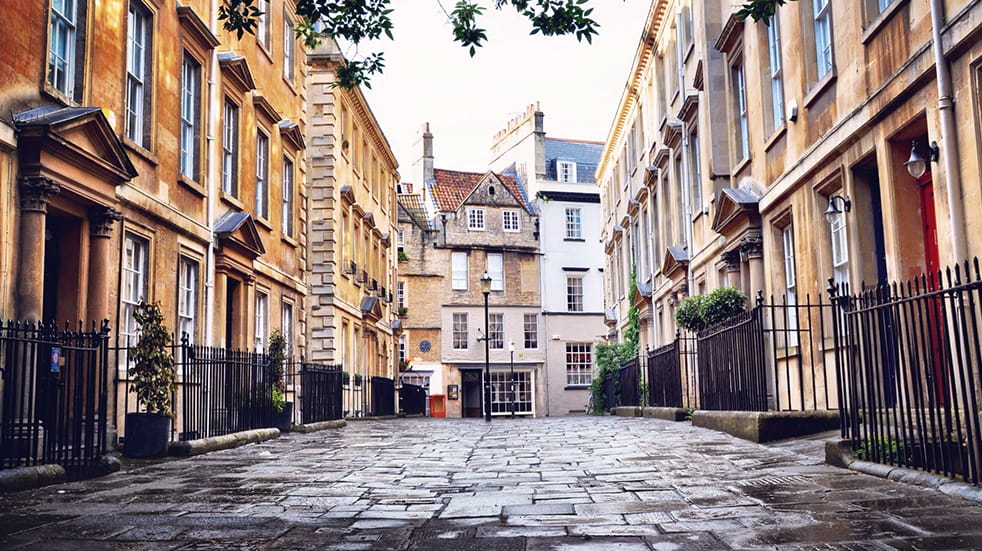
[740,229,764,260]
[19,176,61,213]
[721,249,742,272]
[89,207,123,238]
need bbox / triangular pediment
[360,296,383,322]
[661,246,690,278]
[279,120,306,150]
[14,105,137,185]
[215,211,266,259]
[711,187,760,236]
[219,53,257,92]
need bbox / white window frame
[489,313,504,349]
[688,127,702,214]
[565,207,582,239]
[451,252,468,290]
[452,312,468,350]
[814,0,833,79]
[255,130,269,218]
[767,14,785,132]
[566,343,593,386]
[256,0,270,48]
[502,210,520,232]
[397,281,406,308]
[281,301,293,355]
[178,256,198,344]
[222,100,239,196]
[399,334,407,362]
[48,0,79,98]
[567,276,584,312]
[830,204,849,288]
[282,156,294,237]
[467,208,486,231]
[121,233,149,348]
[782,226,799,347]
[283,14,295,82]
[523,313,538,349]
[733,60,749,161]
[490,371,533,415]
[558,160,577,183]
[180,54,201,180]
[126,2,152,147]
[255,291,268,352]
[488,253,503,292]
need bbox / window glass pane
[488,254,503,291]
[121,233,149,348]
[566,343,593,386]
[255,292,268,351]
[222,101,239,196]
[256,132,269,217]
[565,208,582,239]
[451,252,468,290]
[489,313,503,349]
[282,157,294,236]
[453,312,468,349]
[180,55,200,179]
[178,257,198,343]
[489,371,532,414]
[523,314,538,349]
[567,276,584,312]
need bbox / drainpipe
[675,10,695,297]
[930,0,967,263]
[205,7,220,347]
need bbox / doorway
[461,370,483,418]
[42,214,82,324]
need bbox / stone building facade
[397,128,544,418]
[599,0,982,408]
[1,0,308,427]
[488,105,607,416]
[307,39,400,415]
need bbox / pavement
[3,416,982,550]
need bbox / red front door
[918,172,940,275]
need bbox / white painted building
[489,104,607,415]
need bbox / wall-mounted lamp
[824,195,852,225]
[904,139,939,179]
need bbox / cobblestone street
[3,417,982,550]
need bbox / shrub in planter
[674,295,707,332]
[124,300,176,458]
[702,287,748,327]
[268,330,292,432]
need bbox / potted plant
[353,372,363,387]
[340,138,350,155]
[268,330,292,432]
[397,306,408,317]
[124,300,176,458]
[397,250,408,262]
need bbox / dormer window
[558,160,577,183]
[467,208,486,231]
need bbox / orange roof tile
[431,169,530,212]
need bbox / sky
[355,0,651,180]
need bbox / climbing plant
[590,267,640,414]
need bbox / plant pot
[124,412,171,458]
[273,402,294,432]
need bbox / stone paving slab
[4,417,982,549]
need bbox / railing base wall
[691,410,839,443]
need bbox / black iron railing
[696,309,768,411]
[648,340,683,408]
[618,355,641,407]
[400,382,426,415]
[832,260,982,485]
[297,362,344,424]
[370,376,395,416]
[601,369,617,411]
[1,320,110,476]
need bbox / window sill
[257,40,273,64]
[565,385,591,390]
[764,124,787,153]
[731,156,752,179]
[803,69,837,109]
[862,0,907,45]
[220,192,245,211]
[564,238,586,242]
[122,138,158,165]
[281,234,298,249]
[254,216,273,231]
[178,175,206,198]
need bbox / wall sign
[419,340,431,352]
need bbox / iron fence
[601,369,617,411]
[832,260,982,485]
[370,376,395,416]
[696,309,767,411]
[0,320,110,477]
[400,382,426,415]
[296,362,344,424]
[618,355,641,407]
[648,340,683,408]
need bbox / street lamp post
[509,340,515,418]
[481,272,492,422]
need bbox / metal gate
[1,321,110,477]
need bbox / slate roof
[397,193,432,229]
[431,169,530,212]
[544,137,603,184]
[13,104,102,126]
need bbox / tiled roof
[544,138,603,184]
[397,193,431,229]
[431,169,530,212]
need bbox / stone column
[741,230,765,300]
[722,249,742,290]
[17,176,60,322]
[214,266,229,347]
[86,207,123,326]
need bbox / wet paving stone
[3,416,982,549]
